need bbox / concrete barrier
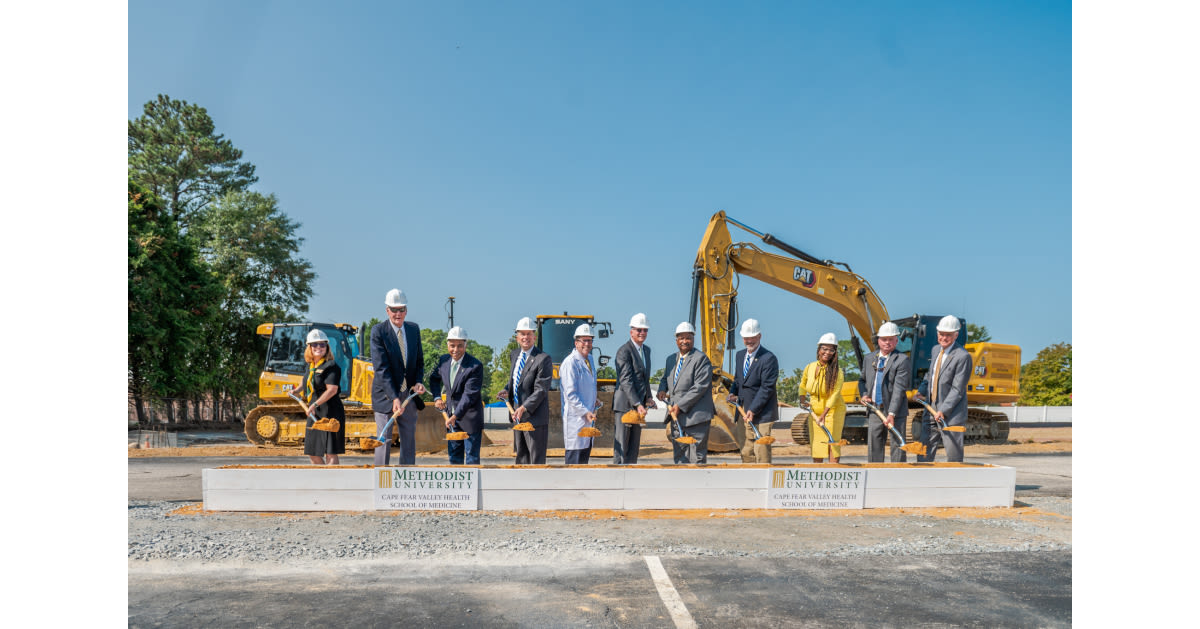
[202,464,1015,512]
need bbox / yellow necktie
[931,351,945,404]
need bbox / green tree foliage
[189,190,315,405]
[597,365,617,380]
[489,334,521,400]
[1018,343,1072,406]
[420,329,502,402]
[777,367,805,406]
[359,317,382,357]
[128,94,257,226]
[967,323,992,344]
[127,179,221,420]
[649,368,664,384]
[837,340,862,383]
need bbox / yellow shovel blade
[620,409,646,425]
[901,442,927,456]
[755,436,777,445]
[512,422,535,432]
[359,438,384,450]
[577,427,602,437]
[674,436,698,444]
[445,431,469,441]
[310,418,340,432]
[942,426,966,433]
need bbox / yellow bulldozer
[692,211,1019,452]
[242,322,463,451]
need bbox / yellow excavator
[692,211,1018,452]
[243,322,462,451]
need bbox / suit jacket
[428,353,485,434]
[369,321,425,414]
[917,344,971,426]
[657,351,715,427]
[858,351,911,420]
[504,346,553,427]
[613,340,653,413]
[729,346,779,423]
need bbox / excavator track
[790,411,811,446]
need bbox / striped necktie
[931,350,945,404]
[513,351,527,405]
[674,353,685,385]
[873,354,886,402]
[743,352,753,379]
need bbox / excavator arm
[691,211,891,452]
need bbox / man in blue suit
[370,288,426,466]
[726,319,779,464]
[429,326,485,465]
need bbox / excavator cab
[890,315,965,388]
[256,322,359,401]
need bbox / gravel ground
[128,496,1071,564]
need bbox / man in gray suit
[916,316,972,462]
[656,322,715,464]
[499,317,554,464]
[612,313,656,464]
[369,288,426,466]
[859,321,912,462]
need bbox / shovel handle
[287,390,311,417]
[392,391,420,418]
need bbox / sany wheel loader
[691,211,1018,454]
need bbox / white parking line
[644,555,698,629]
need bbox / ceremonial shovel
[498,393,534,432]
[734,404,775,445]
[358,391,419,450]
[914,398,967,434]
[577,401,603,438]
[287,390,340,432]
[862,400,926,457]
[667,403,698,445]
[799,401,849,448]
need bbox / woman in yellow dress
[800,333,845,463]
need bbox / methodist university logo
[767,468,867,509]
[377,468,476,489]
[374,468,480,511]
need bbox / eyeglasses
[387,307,407,313]
[575,338,594,344]
[310,342,328,348]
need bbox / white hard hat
[574,323,595,338]
[877,322,900,338]
[515,317,536,331]
[306,329,329,344]
[937,316,962,333]
[629,313,650,329]
[447,326,468,340]
[818,332,837,346]
[740,319,761,337]
[675,321,696,335]
[384,288,407,308]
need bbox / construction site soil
[128,426,1071,459]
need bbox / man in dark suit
[916,316,972,462]
[369,288,426,466]
[612,313,656,464]
[726,319,779,463]
[500,317,553,464]
[429,326,485,465]
[656,322,715,464]
[859,321,912,462]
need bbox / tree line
[129,95,314,424]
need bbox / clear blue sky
[128,1,1070,372]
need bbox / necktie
[585,356,593,374]
[513,351,527,406]
[673,353,685,388]
[743,352,752,379]
[874,355,886,403]
[450,360,460,392]
[931,350,945,404]
[396,327,408,391]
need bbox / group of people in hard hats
[296,288,972,466]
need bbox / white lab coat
[560,349,598,450]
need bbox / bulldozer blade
[445,431,469,441]
[310,418,340,432]
[358,438,384,450]
[620,409,646,425]
[511,422,535,432]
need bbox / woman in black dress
[300,329,346,465]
